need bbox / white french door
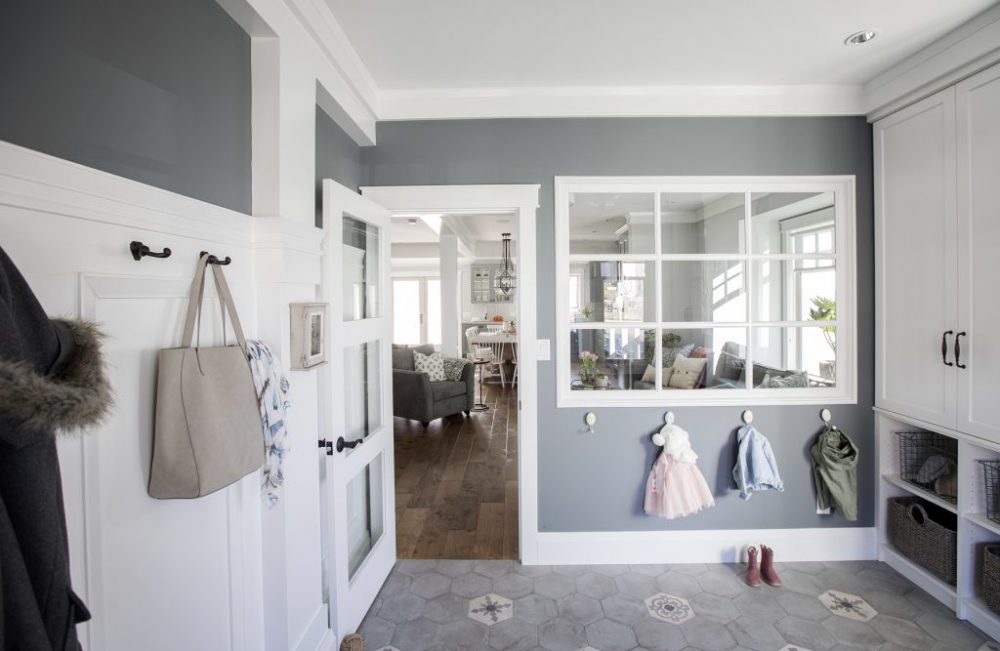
[319,180,396,645]
[392,277,441,346]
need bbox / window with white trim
[555,177,856,406]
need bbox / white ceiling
[325,0,994,90]
[391,213,517,245]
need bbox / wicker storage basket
[985,545,1000,615]
[887,496,958,585]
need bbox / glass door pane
[346,454,384,579]
[426,279,441,346]
[343,215,381,321]
[344,341,382,441]
[393,279,421,345]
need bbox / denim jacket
[733,425,784,500]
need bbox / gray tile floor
[359,559,997,651]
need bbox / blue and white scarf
[246,340,290,508]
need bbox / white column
[440,229,460,356]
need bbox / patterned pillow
[443,357,470,381]
[413,350,446,381]
[761,371,808,388]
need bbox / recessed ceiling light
[844,29,879,45]
[407,218,418,225]
[497,218,511,224]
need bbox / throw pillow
[715,351,745,381]
[760,371,808,388]
[667,354,707,390]
[641,364,656,383]
[690,346,709,359]
[413,350,447,381]
[442,357,469,381]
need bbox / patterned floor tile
[645,593,696,624]
[468,593,514,626]
[818,590,877,622]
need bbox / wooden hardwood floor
[394,382,518,560]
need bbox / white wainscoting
[0,139,325,651]
[535,527,878,566]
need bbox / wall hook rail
[200,251,232,266]
[130,241,171,261]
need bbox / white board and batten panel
[874,87,958,430]
[0,140,268,651]
[956,63,1000,445]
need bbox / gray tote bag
[149,255,264,499]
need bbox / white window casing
[555,176,857,407]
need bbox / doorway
[365,184,540,565]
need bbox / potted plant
[579,350,599,385]
[809,296,836,380]
[580,304,593,321]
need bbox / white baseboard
[534,527,877,565]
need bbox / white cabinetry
[874,88,957,430]
[875,62,1000,445]
[956,64,1000,443]
[875,62,1000,640]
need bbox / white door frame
[361,184,542,564]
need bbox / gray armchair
[392,345,475,427]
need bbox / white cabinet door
[956,63,1000,443]
[875,88,958,428]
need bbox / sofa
[392,344,475,426]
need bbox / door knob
[336,437,363,453]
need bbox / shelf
[874,407,1000,453]
[880,544,958,611]
[965,513,1000,537]
[882,473,958,514]
[962,597,1000,643]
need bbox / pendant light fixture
[495,232,516,295]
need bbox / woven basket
[985,545,1000,615]
[887,496,958,585]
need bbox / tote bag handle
[181,254,248,353]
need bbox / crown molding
[864,3,1000,121]
[377,84,866,121]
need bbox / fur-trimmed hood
[0,319,113,433]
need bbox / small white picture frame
[290,303,328,369]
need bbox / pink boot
[745,546,761,588]
[760,545,782,587]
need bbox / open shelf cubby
[876,409,1000,642]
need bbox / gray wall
[0,0,251,213]
[316,107,364,227]
[363,117,875,531]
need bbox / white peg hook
[664,411,675,425]
[584,412,597,434]
[652,411,674,446]
[820,408,833,427]
[742,409,754,425]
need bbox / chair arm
[460,361,476,410]
[392,369,433,421]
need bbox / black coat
[0,246,111,650]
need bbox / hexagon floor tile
[467,592,514,625]
[817,589,877,622]
[356,560,993,650]
[644,592,695,624]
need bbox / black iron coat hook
[200,251,232,266]
[130,241,172,261]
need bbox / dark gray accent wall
[316,107,364,227]
[0,0,251,213]
[364,117,875,531]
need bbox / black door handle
[942,331,954,366]
[336,437,363,453]
[955,332,967,369]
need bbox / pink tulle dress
[644,421,715,520]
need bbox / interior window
[556,179,855,406]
